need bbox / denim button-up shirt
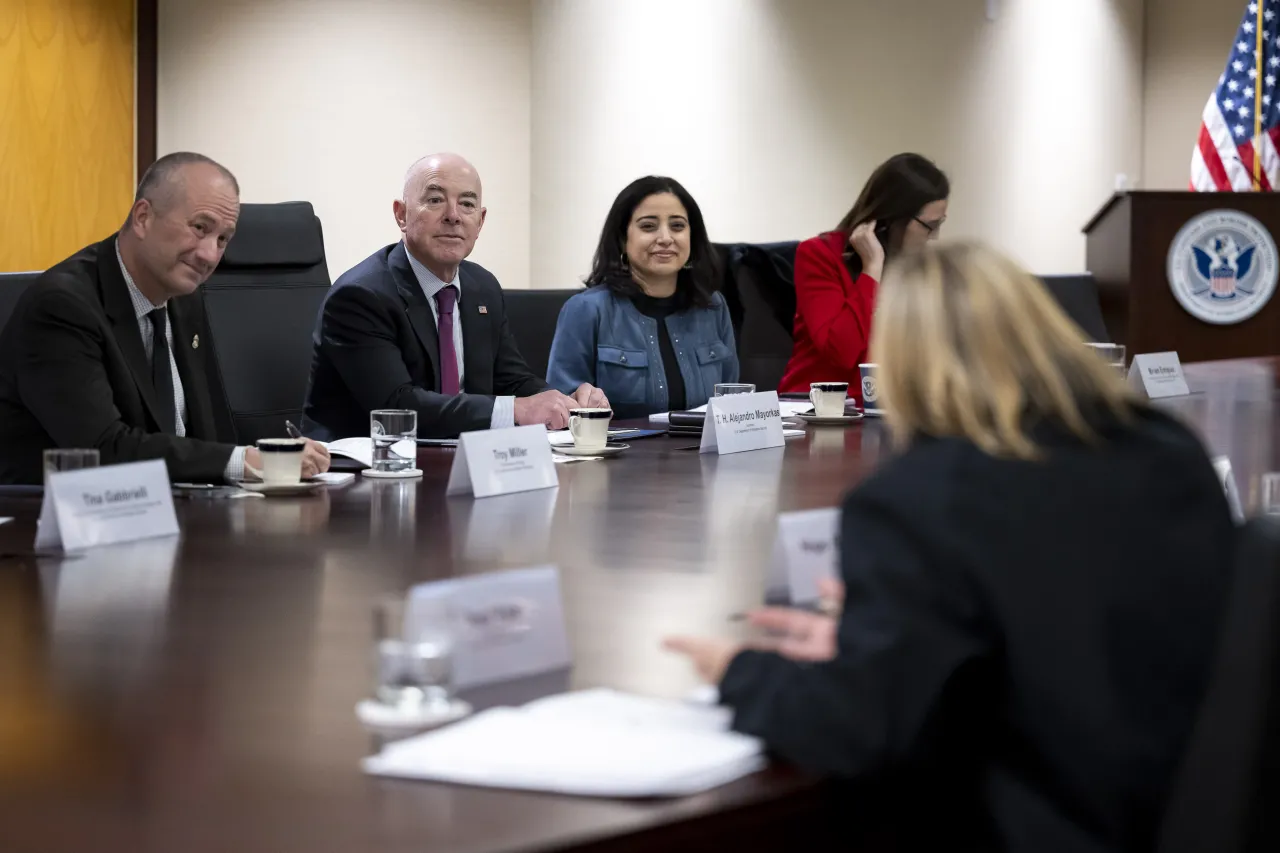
[546,286,739,419]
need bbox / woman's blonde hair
[871,241,1138,459]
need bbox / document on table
[309,472,357,486]
[324,437,373,467]
[547,428,648,447]
[362,688,764,798]
[649,401,815,424]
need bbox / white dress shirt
[115,241,246,482]
[404,245,514,429]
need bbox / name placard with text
[769,507,841,604]
[407,565,571,689]
[700,391,785,455]
[446,424,559,499]
[35,459,179,552]
[1128,352,1191,399]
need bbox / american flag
[1192,0,1280,191]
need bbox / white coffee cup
[568,408,612,451]
[255,438,306,485]
[809,382,849,418]
[858,363,882,415]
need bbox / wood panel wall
[0,0,136,273]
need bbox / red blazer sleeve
[793,237,877,374]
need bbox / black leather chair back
[503,289,575,380]
[201,202,331,444]
[1040,274,1108,342]
[717,242,798,391]
[1158,516,1280,853]
[0,271,41,338]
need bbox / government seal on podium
[1167,209,1279,325]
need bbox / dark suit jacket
[0,238,238,485]
[720,407,1235,852]
[301,242,547,440]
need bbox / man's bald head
[394,153,487,281]
[127,152,239,228]
[401,153,482,202]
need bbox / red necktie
[435,286,460,396]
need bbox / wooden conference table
[1,358,1277,853]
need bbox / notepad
[323,437,373,467]
[309,472,356,486]
[362,689,764,798]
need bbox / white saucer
[796,412,865,426]
[355,697,473,732]
[555,443,628,457]
[362,467,424,479]
[235,481,326,496]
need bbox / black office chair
[503,289,576,380]
[200,202,331,444]
[717,242,799,391]
[1157,516,1280,853]
[0,270,42,338]
[1039,274,1109,342]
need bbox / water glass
[373,595,456,712]
[43,448,100,484]
[1262,473,1280,515]
[370,409,417,473]
[1085,342,1127,377]
[713,383,756,396]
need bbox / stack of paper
[362,689,764,797]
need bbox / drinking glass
[370,409,417,473]
[1085,342,1127,377]
[713,383,756,396]
[1262,472,1280,515]
[373,595,456,712]
[43,448,100,484]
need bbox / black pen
[285,420,303,439]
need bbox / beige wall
[157,0,532,285]
[156,0,1250,288]
[531,0,1145,286]
[1142,0,1242,189]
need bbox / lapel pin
[478,305,488,314]
[192,334,200,349]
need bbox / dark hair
[585,176,718,310]
[123,152,240,229]
[836,153,949,259]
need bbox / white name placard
[1212,456,1245,524]
[700,391,785,455]
[407,565,571,689]
[34,459,179,552]
[1128,352,1191,399]
[769,507,841,604]
[446,424,559,499]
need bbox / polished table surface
[1,359,1278,853]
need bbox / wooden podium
[1084,191,1280,362]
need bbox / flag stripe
[1196,119,1234,191]
[1203,97,1254,190]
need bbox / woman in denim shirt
[546,176,738,419]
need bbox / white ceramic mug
[568,408,612,451]
[858,363,882,416]
[255,438,306,485]
[809,382,849,418]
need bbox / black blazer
[301,242,547,440]
[720,407,1235,852]
[0,238,237,485]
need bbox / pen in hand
[285,420,303,439]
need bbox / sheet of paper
[362,689,764,798]
[0,517,12,526]
[309,472,356,486]
[552,454,599,463]
[324,437,373,467]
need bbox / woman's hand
[662,580,846,681]
[849,221,886,281]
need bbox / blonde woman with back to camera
[665,242,1235,852]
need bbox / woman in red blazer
[779,153,950,402]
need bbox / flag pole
[1255,0,1266,190]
